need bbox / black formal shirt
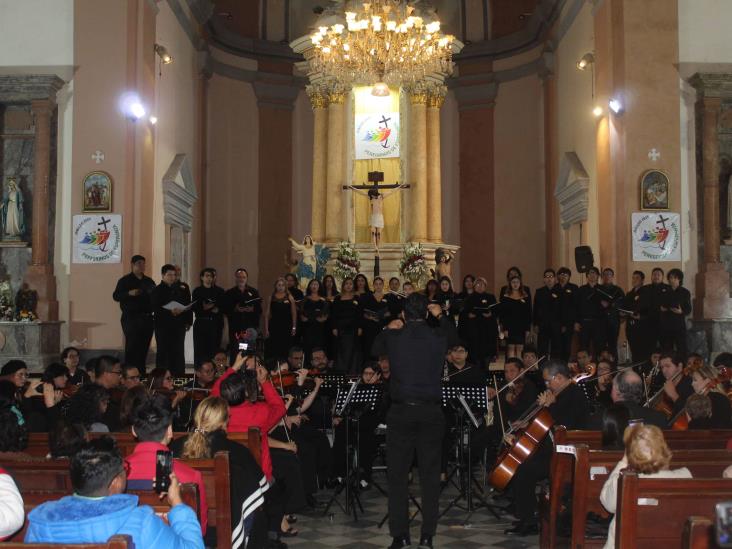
[446,362,487,386]
[599,283,625,322]
[647,282,671,322]
[659,286,692,331]
[112,272,156,315]
[575,284,604,322]
[548,382,590,430]
[533,285,562,329]
[192,285,226,320]
[151,281,192,329]
[622,285,651,320]
[558,282,579,326]
[372,316,458,403]
[223,286,262,336]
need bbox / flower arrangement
[399,242,429,286]
[333,241,361,283]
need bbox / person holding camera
[372,293,458,549]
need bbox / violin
[646,366,690,419]
[670,367,732,430]
[153,386,211,402]
[270,369,323,391]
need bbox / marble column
[408,89,428,242]
[308,88,328,242]
[26,99,59,321]
[325,89,346,242]
[426,88,445,243]
[690,73,732,320]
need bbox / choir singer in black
[151,263,191,375]
[112,254,156,371]
[372,293,458,549]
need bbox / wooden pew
[26,427,262,465]
[540,428,732,549]
[4,453,231,549]
[615,472,732,548]
[7,484,199,543]
[2,535,132,548]
[569,445,731,548]
[683,516,716,549]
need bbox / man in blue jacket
[25,437,203,549]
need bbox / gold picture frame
[640,169,669,211]
[82,171,113,213]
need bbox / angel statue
[430,248,457,281]
[289,235,331,287]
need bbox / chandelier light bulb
[371,82,391,96]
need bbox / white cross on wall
[92,150,105,164]
[648,148,661,162]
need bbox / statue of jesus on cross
[344,171,409,253]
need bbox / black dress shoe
[504,521,539,536]
[418,535,433,548]
[388,536,412,548]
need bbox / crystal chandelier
[309,1,455,89]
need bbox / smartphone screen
[717,502,732,547]
[155,450,173,494]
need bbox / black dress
[498,294,532,345]
[462,291,498,366]
[266,296,295,362]
[455,290,473,344]
[360,293,390,360]
[331,294,363,374]
[300,297,329,363]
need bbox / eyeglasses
[110,370,122,376]
[126,375,141,381]
[164,375,173,381]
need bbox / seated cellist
[501,360,590,536]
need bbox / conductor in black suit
[372,293,458,549]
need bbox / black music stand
[323,381,383,522]
[440,384,502,523]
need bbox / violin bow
[495,355,546,395]
[493,374,505,437]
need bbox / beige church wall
[493,73,545,292]
[678,0,732,66]
[152,0,201,284]
[205,74,260,289]
[553,0,599,277]
[292,91,314,243]
[67,0,152,350]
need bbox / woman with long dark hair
[462,277,498,367]
[300,279,329,364]
[331,278,363,374]
[354,273,371,297]
[360,276,390,360]
[499,266,532,301]
[498,275,532,358]
[457,274,475,342]
[263,277,298,363]
[436,276,456,320]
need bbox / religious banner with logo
[72,214,122,263]
[354,112,400,159]
[631,212,681,261]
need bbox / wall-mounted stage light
[119,92,147,120]
[608,98,624,114]
[149,116,158,125]
[577,52,595,71]
[154,44,173,65]
[593,106,603,118]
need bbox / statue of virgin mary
[0,178,25,240]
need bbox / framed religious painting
[82,171,113,213]
[640,169,669,210]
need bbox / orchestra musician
[688,364,732,428]
[502,360,589,536]
[654,352,693,422]
[61,346,90,386]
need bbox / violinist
[147,367,188,430]
[587,369,667,429]
[20,363,69,432]
[445,344,486,385]
[489,358,538,426]
[93,355,123,432]
[121,365,142,389]
[656,352,693,421]
[689,364,731,428]
[591,359,615,412]
[61,346,90,386]
[503,360,589,537]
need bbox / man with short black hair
[372,293,458,549]
[113,255,156,371]
[151,264,191,375]
[121,364,141,389]
[575,267,606,356]
[126,400,208,534]
[658,352,693,419]
[533,269,562,358]
[659,269,691,360]
[556,267,578,361]
[600,268,624,357]
[622,270,652,362]
[94,355,123,432]
[25,437,203,547]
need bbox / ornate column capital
[427,84,447,109]
[690,73,732,99]
[306,85,329,109]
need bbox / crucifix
[655,214,670,250]
[343,171,410,275]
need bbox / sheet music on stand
[441,384,489,411]
[334,382,383,415]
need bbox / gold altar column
[325,89,346,242]
[408,89,428,242]
[426,89,445,243]
[27,98,59,320]
[309,88,328,241]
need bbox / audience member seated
[48,418,87,459]
[0,402,31,460]
[126,398,209,535]
[685,393,714,430]
[601,404,630,450]
[24,437,204,548]
[62,346,90,386]
[170,396,269,549]
[94,356,124,431]
[0,466,24,540]
[599,424,692,549]
[67,384,112,433]
[21,362,69,432]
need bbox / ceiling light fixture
[576,52,595,71]
[154,44,173,65]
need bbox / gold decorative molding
[427,86,447,108]
[409,91,428,105]
[306,85,329,109]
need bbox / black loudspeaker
[575,246,594,274]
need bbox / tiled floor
[286,474,541,549]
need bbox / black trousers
[537,324,563,359]
[559,324,574,362]
[154,320,186,375]
[291,422,332,495]
[335,332,362,376]
[386,403,445,539]
[579,318,606,356]
[604,319,620,357]
[660,327,687,360]
[121,312,153,371]
[627,319,651,363]
[508,440,552,523]
[193,317,223,366]
[270,448,307,515]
